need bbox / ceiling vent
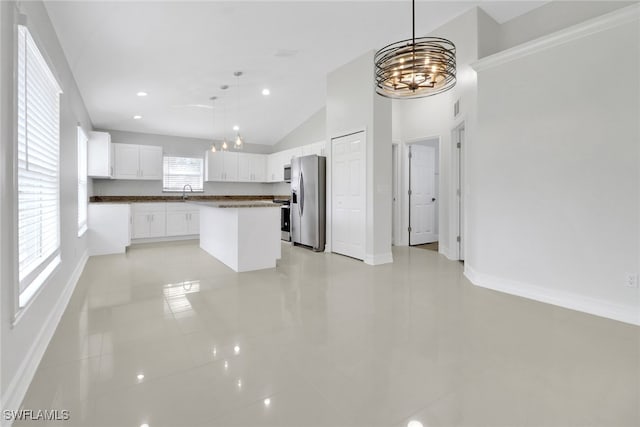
[274,49,298,58]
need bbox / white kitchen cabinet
[205,151,239,182]
[113,143,163,180]
[205,150,224,181]
[309,141,326,156]
[114,144,139,179]
[267,150,289,182]
[301,144,314,156]
[266,153,277,182]
[238,153,267,182]
[131,203,166,238]
[237,153,251,182]
[166,203,199,236]
[224,152,239,181]
[88,203,130,255]
[88,131,113,178]
[138,145,163,179]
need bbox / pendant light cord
[412,0,416,84]
[412,0,415,44]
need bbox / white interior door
[410,144,437,245]
[331,132,365,260]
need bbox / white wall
[272,107,326,152]
[496,0,633,53]
[92,129,289,197]
[467,6,640,324]
[326,50,393,265]
[0,0,93,416]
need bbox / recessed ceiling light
[140,424,149,427]
[262,88,270,96]
[263,398,271,407]
[136,91,148,97]
[233,125,239,131]
[136,373,145,380]
[233,345,240,354]
[407,421,424,427]
[133,115,142,120]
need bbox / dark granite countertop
[90,195,289,204]
[192,201,281,209]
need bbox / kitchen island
[195,201,282,272]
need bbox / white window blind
[163,156,204,192]
[17,25,62,307]
[77,126,88,236]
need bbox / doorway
[408,138,439,247]
[392,143,400,245]
[452,122,465,260]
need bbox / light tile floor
[17,241,640,427]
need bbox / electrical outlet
[625,273,639,288]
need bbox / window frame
[14,23,63,313]
[162,155,205,193]
[77,126,88,237]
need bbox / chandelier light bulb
[222,140,228,150]
[374,0,456,98]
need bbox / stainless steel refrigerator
[291,155,326,252]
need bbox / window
[163,156,204,192]
[17,25,62,308]
[77,126,88,236]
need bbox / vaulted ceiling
[45,1,546,145]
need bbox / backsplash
[92,179,290,197]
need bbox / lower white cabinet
[88,203,131,255]
[131,202,198,239]
[131,203,167,239]
[165,203,199,236]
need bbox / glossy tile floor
[19,241,639,427]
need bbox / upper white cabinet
[304,141,326,156]
[238,153,266,182]
[138,145,163,179]
[205,142,324,183]
[267,152,285,183]
[204,151,241,182]
[88,131,113,178]
[113,143,163,180]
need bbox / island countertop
[192,200,281,209]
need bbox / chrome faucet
[182,184,193,200]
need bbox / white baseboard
[439,244,456,260]
[464,264,640,326]
[364,252,394,266]
[0,252,89,425]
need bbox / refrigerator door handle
[299,172,304,216]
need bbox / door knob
[432,198,436,202]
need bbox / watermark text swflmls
[3,409,70,421]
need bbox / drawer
[132,202,166,213]
[165,202,195,212]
